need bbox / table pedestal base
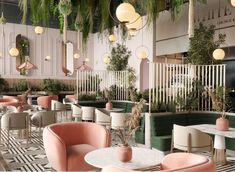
[214,135,226,165]
[213,149,226,165]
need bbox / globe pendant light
[126,12,142,31]
[34,26,44,35]
[108,34,117,43]
[74,53,80,59]
[103,53,111,64]
[115,2,135,23]
[9,47,19,57]
[213,48,225,60]
[9,24,19,57]
[231,0,235,7]
[213,0,225,60]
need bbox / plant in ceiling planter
[107,43,131,71]
[186,23,226,65]
[58,0,72,43]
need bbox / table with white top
[189,124,235,165]
[85,147,163,170]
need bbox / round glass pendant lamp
[116,3,136,23]
[34,26,44,35]
[9,47,19,57]
[103,54,111,64]
[108,34,117,43]
[231,0,235,7]
[213,48,225,60]
[45,55,51,61]
[126,12,142,31]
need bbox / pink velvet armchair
[43,122,111,171]
[37,95,58,110]
[101,153,216,172]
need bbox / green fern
[18,0,28,24]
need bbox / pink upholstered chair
[0,98,20,107]
[37,95,58,110]
[43,122,111,171]
[101,153,216,172]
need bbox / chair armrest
[43,126,67,171]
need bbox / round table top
[103,108,124,112]
[85,147,163,170]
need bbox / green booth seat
[139,111,235,152]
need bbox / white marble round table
[85,147,163,170]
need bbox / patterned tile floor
[0,129,234,171]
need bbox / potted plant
[205,86,231,131]
[116,99,146,162]
[104,87,114,110]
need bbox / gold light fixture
[74,53,80,59]
[115,2,136,23]
[213,48,225,60]
[45,55,51,61]
[231,0,235,7]
[9,47,19,57]
[34,26,44,35]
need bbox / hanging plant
[58,0,72,43]
[18,0,28,24]
[0,12,6,25]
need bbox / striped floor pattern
[0,129,234,171]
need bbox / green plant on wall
[107,43,131,71]
[186,23,226,65]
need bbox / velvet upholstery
[37,95,58,110]
[43,122,111,171]
[101,153,216,172]
[0,98,20,107]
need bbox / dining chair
[81,106,95,121]
[51,100,68,122]
[110,112,128,130]
[71,104,82,121]
[171,124,213,157]
[31,111,56,133]
[95,109,111,128]
[1,112,29,146]
[37,95,58,110]
[43,122,111,171]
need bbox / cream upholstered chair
[31,111,56,132]
[95,109,111,128]
[51,100,68,122]
[171,124,213,156]
[81,106,95,121]
[71,104,82,121]
[6,105,18,113]
[110,112,128,130]
[1,112,29,146]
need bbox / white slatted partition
[76,70,129,100]
[149,63,226,111]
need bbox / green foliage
[77,94,96,101]
[18,0,28,24]
[0,77,8,92]
[0,13,7,24]
[15,79,29,92]
[186,23,226,65]
[107,43,131,71]
[129,87,142,102]
[104,86,114,102]
[41,79,61,95]
[176,80,204,112]
[58,0,72,15]
[151,101,167,112]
